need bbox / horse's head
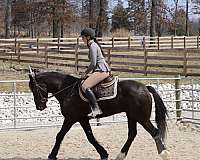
[29,68,48,111]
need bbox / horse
[28,71,170,160]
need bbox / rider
[80,28,111,118]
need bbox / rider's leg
[85,88,102,117]
[82,72,109,118]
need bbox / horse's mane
[36,71,79,85]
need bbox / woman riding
[80,28,111,118]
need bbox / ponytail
[94,38,105,56]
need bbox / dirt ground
[0,122,200,160]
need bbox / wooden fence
[0,36,200,76]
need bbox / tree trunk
[141,0,147,35]
[95,0,105,37]
[29,0,34,38]
[199,18,200,36]
[174,0,179,36]
[5,0,12,38]
[53,19,60,38]
[52,6,59,38]
[185,0,189,36]
[150,0,157,37]
[60,20,64,38]
[89,0,94,28]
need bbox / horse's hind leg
[116,117,137,160]
[48,118,74,160]
[140,120,170,160]
[80,117,109,160]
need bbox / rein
[34,79,80,103]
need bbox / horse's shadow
[0,158,115,160]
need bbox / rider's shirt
[85,41,110,74]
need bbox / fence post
[171,36,173,49]
[96,118,101,126]
[175,75,181,120]
[144,50,148,76]
[112,37,114,48]
[58,37,60,54]
[184,36,186,49]
[142,36,146,50]
[157,36,160,50]
[17,42,21,64]
[107,49,111,67]
[183,51,188,76]
[13,82,17,128]
[14,38,17,55]
[128,36,131,48]
[75,37,79,73]
[45,44,48,68]
[191,79,195,119]
[142,37,147,75]
[36,38,39,55]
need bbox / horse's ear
[29,74,34,83]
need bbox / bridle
[29,66,79,104]
[34,80,79,103]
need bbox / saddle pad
[79,76,118,102]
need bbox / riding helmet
[81,28,95,39]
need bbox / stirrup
[88,108,103,118]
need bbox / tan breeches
[82,72,110,92]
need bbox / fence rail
[0,36,200,76]
[0,77,200,130]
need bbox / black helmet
[81,28,95,39]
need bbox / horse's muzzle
[37,105,46,111]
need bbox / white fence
[0,77,200,130]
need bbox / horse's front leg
[80,117,109,160]
[48,118,74,160]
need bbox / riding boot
[85,88,102,118]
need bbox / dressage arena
[0,122,200,160]
[0,77,200,160]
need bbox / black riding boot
[85,88,102,118]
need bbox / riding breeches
[82,72,110,92]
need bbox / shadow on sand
[0,158,115,160]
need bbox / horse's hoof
[116,152,126,160]
[48,156,57,160]
[160,150,170,160]
[101,155,108,160]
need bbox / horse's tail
[146,86,168,141]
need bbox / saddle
[79,74,118,102]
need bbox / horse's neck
[46,81,62,94]
[44,74,78,103]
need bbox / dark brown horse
[28,71,170,160]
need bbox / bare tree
[127,0,147,35]
[185,0,189,36]
[150,0,165,36]
[174,0,179,36]
[150,0,157,37]
[89,0,94,28]
[95,0,108,37]
[4,0,12,38]
[191,0,200,35]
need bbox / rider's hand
[81,73,87,79]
